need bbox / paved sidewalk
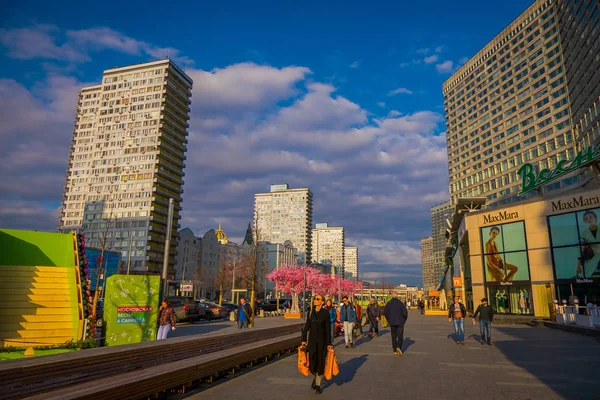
[179,311,600,400]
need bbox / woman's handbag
[324,348,339,380]
[297,345,309,376]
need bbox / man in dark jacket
[448,295,467,344]
[472,297,494,345]
[383,292,408,356]
[236,297,252,329]
[367,298,381,338]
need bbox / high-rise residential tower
[311,223,345,276]
[443,0,579,206]
[421,236,435,290]
[254,184,313,264]
[431,201,454,285]
[344,247,359,280]
[59,59,193,274]
[557,0,600,150]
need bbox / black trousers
[390,325,404,351]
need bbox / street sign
[180,284,193,292]
[452,277,463,287]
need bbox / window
[481,221,530,283]
[548,208,600,281]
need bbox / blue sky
[0,0,534,286]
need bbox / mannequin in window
[577,210,600,278]
[519,289,526,312]
[495,290,507,313]
[485,226,518,281]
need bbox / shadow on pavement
[169,321,233,338]
[492,326,600,400]
[403,337,415,352]
[323,354,368,388]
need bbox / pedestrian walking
[448,295,467,344]
[367,297,380,338]
[236,297,252,329]
[383,292,408,356]
[302,294,333,395]
[354,302,364,339]
[340,296,357,348]
[472,297,494,345]
[326,299,336,343]
[157,299,176,340]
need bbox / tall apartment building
[443,0,579,206]
[421,236,435,291]
[557,0,600,150]
[254,184,313,264]
[59,59,193,274]
[312,223,345,276]
[344,247,359,280]
[431,202,454,286]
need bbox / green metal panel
[0,229,75,267]
[105,275,161,346]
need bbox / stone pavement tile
[175,311,600,400]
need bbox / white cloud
[187,63,311,113]
[435,45,445,53]
[436,60,454,73]
[459,56,469,65]
[0,25,194,66]
[377,102,386,108]
[349,60,361,69]
[416,48,430,54]
[388,87,413,96]
[399,62,410,68]
[424,54,439,64]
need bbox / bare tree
[216,258,233,305]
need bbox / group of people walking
[302,292,409,394]
[448,296,494,345]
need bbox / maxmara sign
[483,210,519,224]
[518,145,600,196]
[551,195,600,212]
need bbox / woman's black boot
[315,385,323,394]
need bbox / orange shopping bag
[298,345,309,376]
[324,348,339,380]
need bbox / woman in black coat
[302,294,333,394]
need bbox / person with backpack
[339,296,357,348]
[353,302,364,340]
[383,292,408,355]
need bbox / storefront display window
[481,221,531,282]
[487,285,533,315]
[548,207,600,281]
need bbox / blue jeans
[157,324,171,340]
[453,318,464,342]
[480,320,491,343]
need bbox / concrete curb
[542,321,600,338]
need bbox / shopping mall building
[451,187,600,318]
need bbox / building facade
[456,187,600,317]
[200,229,220,298]
[254,184,313,264]
[557,0,600,150]
[443,0,580,207]
[59,59,193,274]
[431,202,454,288]
[174,228,201,283]
[312,223,345,276]
[421,236,435,290]
[344,247,359,280]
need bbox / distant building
[174,228,201,286]
[254,184,313,263]
[421,236,435,291]
[431,202,453,287]
[344,247,359,280]
[312,223,345,277]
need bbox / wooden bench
[24,333,301,400]
[1,323,302,400]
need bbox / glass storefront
[487,284,533,315]
[480,220,533,315]
[548,207,600,304]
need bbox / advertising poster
[549,207,600,281]
[105,274,160,346]
[481,221,530,282]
